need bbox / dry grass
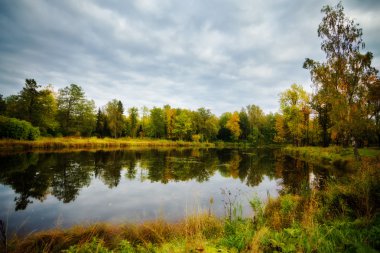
[7,214,223,253]
[0,137,215,152]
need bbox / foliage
[304,2,379,147]
[128,107,139,138]
[173,109,193,140]
[226,112,241,141]
[105,100,125,138]
[279,84,310,146]
[57,84,96,136]
[4,80,58,135]
[0,116,40,140]
[148,107,165,138]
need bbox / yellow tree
[280,84,310,146]
[226,111,241,141]
[274,113,286,143]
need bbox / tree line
[0,3,378,147]
[0,80,278,144]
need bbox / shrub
[0,116,40,140]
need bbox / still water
[0,148,329,235]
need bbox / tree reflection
[0,148,331,211]
[51,153,92,203]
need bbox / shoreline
[0,137,281,153]
[0,137,215,152]
[281,145,380,169]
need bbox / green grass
[282,145,380,168]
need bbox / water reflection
[0,148,333,234]
[0,148,331,212]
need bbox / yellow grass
[0,137,215,152]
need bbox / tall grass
[0,137,216,152]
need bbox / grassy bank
[4,159,379,253]
[0,137,277,152]
[282,145,380,168]
[0,137,216,151]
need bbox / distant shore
[0,137,271,152]
[0,137,217,151]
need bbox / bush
[0,116,40,140]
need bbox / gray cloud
[0,0,379,115]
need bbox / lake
[0,148,330,235]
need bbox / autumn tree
[164,105,176,139]
[274,113,286,143]
[304,2,378,146]
[226,111,241,141]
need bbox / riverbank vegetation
[282,145,380,168]
[0,137,217,151]
[4,158,379,253]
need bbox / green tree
[105,100,125,138]
[149,107,165,138]
[128,107,139,138]
[279,84,310,146]
[37,86,59,135]
[19,79,40,123]
[261,113,276,144]
[192,108,219,141]
[95,108,108,137]
[218,112,232,141]
[173,109,193,140]
[246,104,266,144]
[0,94,6,115]
[140,106,150,138]
[5,80,58,135]
[239,109,250,140]
[57,84,96,136]
[304,2,378,146]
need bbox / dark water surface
[0,148,329,235]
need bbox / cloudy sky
[0,0,379,115]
